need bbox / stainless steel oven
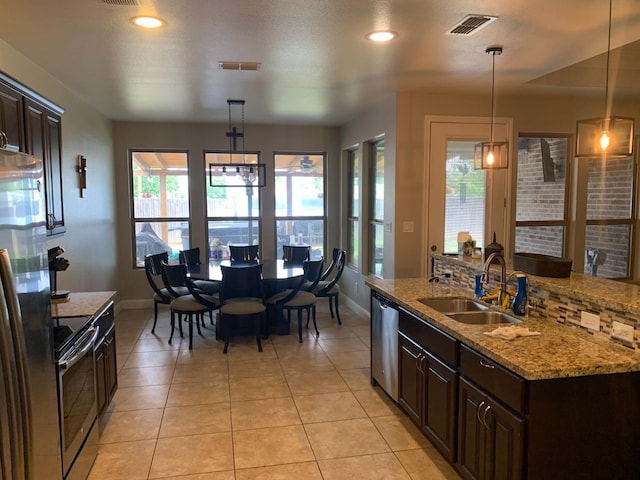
[56,324,100,479]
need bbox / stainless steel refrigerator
[0,148,62,480]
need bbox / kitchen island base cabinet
[398,309,458,462]
[93,302,117,417]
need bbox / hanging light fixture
[208,99,266,187]
[474,46,509,170]
[576,0,634,158]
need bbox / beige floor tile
[304,418,391,459]
[233,425,315,469]
[159,403,231,437]
[350,325,371,339]
[223,340,277,359]
[175,346,230,366]
[149,433,234,478]
[133,335,183,353]
[395,447,462,480]
[122,350,179,369]
[229,357,285,379]
[172,362,229,383]
[235,462,323,480]
[285,370,349,396]
[88,439,156,480]
[353,387,403,417]
[294,391,367,423]
[166,379,230,407]
[231,396,301,430]
[338,368,372,391]
[156,473,235,480]
[107,385,170,412]
[279,355,337,374]
[99,409,164,443]
[313,324,355,339]
[229,375,291,402]
[371,415,432,450]
[325,350,370,370]
[317,336,369,353]
[318,453,412,480]
[118,366,175,387]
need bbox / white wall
[0,40,117,294]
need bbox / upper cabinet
[0,73,65,236]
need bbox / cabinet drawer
[399,309,457,366]
[92,302,114,340]
[460,344,525,414]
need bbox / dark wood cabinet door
[484,398,524,480]
[23,98,65,235]
[458,378,485,480]
[398,333,422,424]
[95,339,107,415]
[0,83,24,151]
[423,350,458,462]
[104,326,118,400]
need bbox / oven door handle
[58,326,100,370]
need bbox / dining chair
[319,247,341,281]
[144,252,178,333]
[229,244,260,263]
[313,249,346,325]
[282,244,310,264]
[161,262,217,349]
[218,263,266,353]
[179,247,219,296]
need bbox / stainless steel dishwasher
[371,291,399,401]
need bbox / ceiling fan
[297,155,316,173]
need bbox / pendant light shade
[474,46,509,170]
[575,0,634,158]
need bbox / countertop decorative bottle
[474,274,484,298]
[512,273,527,316]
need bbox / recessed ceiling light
[367,31,397,42]
[131,16,166,29]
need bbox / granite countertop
[366,277,640,381]
[51,291,116,318]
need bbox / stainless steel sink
[447,311,523,325]
[418,297,488,313]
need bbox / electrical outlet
[612,321,634,343]
[580,311,600,331]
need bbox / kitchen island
[366,272,640,480]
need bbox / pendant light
[474,46,509,170]
[208,99,266,187]
[576,0,634,158]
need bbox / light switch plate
[402,221,414,233]
[580,311,600,331]
[612,321,634,343]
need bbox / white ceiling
[2,0,639,125]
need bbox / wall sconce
[77,155,87,197]
[474,46,509,170]
[575,0,634,158]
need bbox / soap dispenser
[512,274,528,316]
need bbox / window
[347,148,360,267]
[205,152,261,260]
[131,150,190,267]
[515,136,569,257]
[274,153,325,260]
[584,155,635,278]
[444,141,486,253]
[368,138,384,277]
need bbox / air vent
[447,15,497,36]
[218,61,262,71]
[101,0,140,5]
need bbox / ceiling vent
[218,61,262,71]
[447,15,497,36]
[101,0,140,5]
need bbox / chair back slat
[320,247,340,280]
[144,253,170,298]
[282,245,310,264]
[229,244,260,263]
[179,247,201,269]
[220,264,264,302]
[303,258,324,292]
[317,250,346,294]
[161,262,189,298]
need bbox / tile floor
[88,300,462,480]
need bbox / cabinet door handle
[479,359,495,369]
[0,131,7,149]
[482,404,491,429]
[476,400,486,426]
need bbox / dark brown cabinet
[0,73,65,236]
[23,98,65,235]
[458,377,524,480]
[0,82,24,151]
[93,303,117,416]
[398,309,458,462]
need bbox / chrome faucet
[481,253,508,306]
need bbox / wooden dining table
[187,258,305,335]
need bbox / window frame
[347,147,360,268]
[367,137,385,278]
